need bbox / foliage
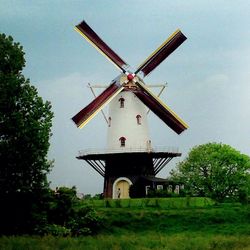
[0,34,25,74]
[48,186,78,226]
[82,193,103,200]
[170,143,250,202]
[35,224,71,237]
[0,33,53,195]
[68,205,103,236]
[0,33,53,234]
[92,193,104,200]
[33,186,103,236]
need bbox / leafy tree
[170,143,250,202]
[0,34,53,234]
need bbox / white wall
[107,91,151,152]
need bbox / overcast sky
[1,1,250,195]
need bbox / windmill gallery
[72,20,188,199]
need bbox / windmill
[72,20,188,198]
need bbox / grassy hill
[0,198,249,250]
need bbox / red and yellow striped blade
[72,82,124,128]
[75,20,128,72]
[134,81,188,134]
[135,29,187,77]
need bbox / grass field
[1,233,249,250]
[81,197,215,209]
[0,198,249,250]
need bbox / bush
[33,186,103,236]
[35,224,71,236]
[48,186,78,226]
[67,205,103,236]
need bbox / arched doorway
[112,177,132,199]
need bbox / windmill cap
[127,73,135,81]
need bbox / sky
[1,0,250,195]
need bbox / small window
[108,117,111,127]
[136,114,142,125]
[119,97,125,108]
[157,185,163,190]
[119,137,126,147]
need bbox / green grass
[1,233,250,250]
[0,199,249,250]
[98,204,249,235]
[81,197,215,209]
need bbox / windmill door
[116,180,130,199]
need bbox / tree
[0,34,53,234]
[170,143,250,202]
[49,186,78,226]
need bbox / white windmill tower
[73,20,188,198]
[106,89,151,152]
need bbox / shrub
[33,186,103,236]
[35,224,71,236]
[68,205,103,236]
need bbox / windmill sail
[134,81,188,134]
[73,20,188,133]
[72,82,124,128]
[135,29,187,77]
[75,20,128,72]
